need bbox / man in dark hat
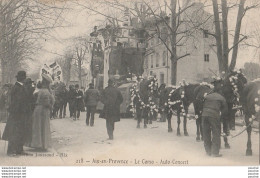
[100,79,123,140]
[68,85,76,119]
[201,78,228,157]
[84,83,99,126]
[74,84,84,120]
[2,71,30,156]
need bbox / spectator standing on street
[202,78,228,157]
[100,79,123,140]
[68,85,76,119]
[0,83,12,123]
[74,84,84,120]
[23,78,35,147]
[30,73,55,151]
[2,71,30,156]
[84,83,99,126]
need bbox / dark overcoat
[101,85,123,122]
[67,89,76,108]
[84,89,100,106]
[75,90,84,110]
[2,82,29,145]
[23,84,35,146]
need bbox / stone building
[143,2,219,86]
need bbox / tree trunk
[171,56,177,85]
[67,60,71,85]
[1,60,6,84]
[170,0,177,85]
[78,59,82,88]
[212,0,224,74]
[229,0,246,71]
[221,0,229,73]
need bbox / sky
[27,0,260,75]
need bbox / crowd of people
[0,70,255,159]
[0,71,124,157]
[0,71,55,156]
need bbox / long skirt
[0,108,8,123]
[31,105,52,149]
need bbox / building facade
[143,2,219,86]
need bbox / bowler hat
[16,71,26,79]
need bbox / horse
[159,86,178,132]
[132,77,159,128]
[192,82,230,149]
[222,70,248,130]
[239,79,260,156]
[158,83,167,122]
[215,70,249,151]
[160,82,199,136]
[192,83,213,141]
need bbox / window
[150,71,153,75]
[204,30,208,38]
[204,54,209,62]
[162,51,166,66]
[160,73,165,85]
[156,53,159,67]
[151,55,154,68]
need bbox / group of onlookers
[1,71,54,156]
[67,84,85,120]
[0,70,232,157]
[0,71,124,157]
[65,79,123,140]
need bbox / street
[0,111,259,166]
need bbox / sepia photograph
[0,0,259,169]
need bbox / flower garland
[249,89,260,123]
[129,78,159,116]
[229,74,240,99]
[129,83,144,115]
[147,78,159,114]
[166,81,187,118]
[229,71,248,111]
[199,82,214,89]
[255,90,260,113]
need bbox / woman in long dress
[0,84,12,123]
[31,74,54,151]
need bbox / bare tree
[207,0,258,74]
[141,0,209,84]
[75,0,212,85]
[242,23,260,61]
[0,0,68,84]
[55,51,73,86]
[70,36,89,88]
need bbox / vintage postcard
[0,0,259,168]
